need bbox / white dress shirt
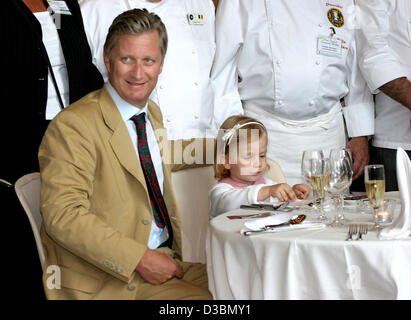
[212,0,374,138]
[356,0,411,150]
[80,0,216,139]
[106,83,169,249]
[35,11,69,120]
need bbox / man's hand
[136,249,183,285]
[347,136,369,180]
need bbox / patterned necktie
[131,112,173,248]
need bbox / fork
[356,224,368,240]
[345,224,357,241]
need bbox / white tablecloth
[206,192,411,299]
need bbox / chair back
[171,159,285,263]
[14,172,44,269]
[171,166,217,263]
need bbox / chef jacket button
[309,100,315,106]
[128,283,136,291]
[142,219,150,225]
[194,81,199,86]
[319,23,323,27]
[159,85,164,89]
[194,115,199,120]
[276,60,281,66]
[315,60,321,65]
[277,100,283,106]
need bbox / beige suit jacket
[39,86,194,299]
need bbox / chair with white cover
[14,172,44,270]
[171,166,217,263]
[171,158,285,264]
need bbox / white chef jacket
[356,0,411,150]
[211,0,374,139]
[209,176,278,218]
[80,0,216,140]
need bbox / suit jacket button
[128,283,136,291]
[142,219,150,225]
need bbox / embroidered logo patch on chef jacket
[327,8,344,27]
[187,13,204,25]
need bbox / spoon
[243,214,306,236]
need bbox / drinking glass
[325,158,352,226]
[301,150,325,211]
[364,164,386,228]
[328,148,354,226]
[310,158,330,221]
[329,148,354,179]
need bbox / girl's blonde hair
[215,115,267,179]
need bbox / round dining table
[206,192,411,300]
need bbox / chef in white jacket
[211,0,375,186]
[356,0,411,191]
[80,0,217,140]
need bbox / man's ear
[103,52,111,73]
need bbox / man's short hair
[104,8,168,59]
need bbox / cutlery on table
[227,212,272,220]
[240,201,290,211]
[243,214,306,236]
[345,224,357,241]
[356,224,368,240]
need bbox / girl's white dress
[209,176,278,218]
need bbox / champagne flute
[364,165,385,228]
[310,158,330,222]
[301,150,325,210]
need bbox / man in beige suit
[38,9,212,300]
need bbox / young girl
[210,115,310,217]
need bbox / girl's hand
[292,184,310,199]
[270,183,297,202]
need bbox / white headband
[221,121,265,147]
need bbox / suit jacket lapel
[99,87,147,190]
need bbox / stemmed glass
[327,148,354,226]
[301,150,325,212]
[325,158,353,226]
[364,164,385,228]
[310,158,330,222]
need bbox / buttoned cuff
[101,239,146,284]
[343,102,375,137]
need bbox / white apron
[245,102,346,186]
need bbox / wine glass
[310,158,330,222]
[301,150,325,211]
[364,164,386,228]
[325,158,352,226]
[329,148,354,179]
[328,148,354,226]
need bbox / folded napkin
[379,148,411,240]
[241,221,325,235]
[242,213,325,234]
[244,213,293,231]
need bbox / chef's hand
[347,136,369,180]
